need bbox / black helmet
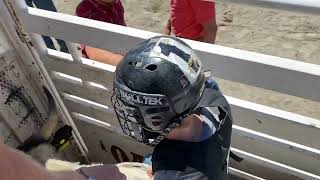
[111,36,205,146]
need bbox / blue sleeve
[206,78,220,92]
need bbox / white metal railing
[18,8,320,102]
[3,0,320,179]
[215,0,320,15]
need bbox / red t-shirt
[76,0,126,26]
[170,0,215,39]
[76,0,126,57]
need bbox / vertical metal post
[66,42,83,63]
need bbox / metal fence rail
[215,0,320,15]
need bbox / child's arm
[166,114,204,142]
[85,46,123,66]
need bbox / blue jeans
[153,167,209,180]
[25,0,69,53]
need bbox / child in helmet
[112,36,233,180]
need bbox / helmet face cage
[111,92,147,143]
[111,84,177,146]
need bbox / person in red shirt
[76,0,126,26]
[75,0,125,65]
[164,0,218,44]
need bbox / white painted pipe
[28,35,90,155]
[9,0,28,13]
[64,42,98,90]
[65,42,83,63]
[29,33,48,56]
[216,0,320,15]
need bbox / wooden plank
[61,93,118,127]
[20,8,320,102]
[230,148,320,180]
[232,125,320,175]
[227,96,320,149]
[51,71,112,107]
[45,49,115,86]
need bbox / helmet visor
[111,83,176,145]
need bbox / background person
[164,0,218,43]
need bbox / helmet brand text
[118,89,163,106]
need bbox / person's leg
[153,167,208,180]
[56,39,69,53]
[32,0,67,51]
[31,0,58,12]
[32,0,70,52]
[42,35,56,50]
[153,170,179,180]
[175,166,209,180]
[25,0,34,7]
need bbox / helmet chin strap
[149,109,194,146]
[150,122,180,146]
